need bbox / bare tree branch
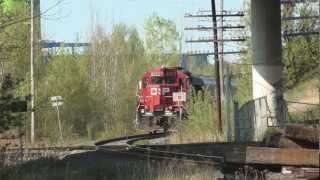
[0,0,66,30]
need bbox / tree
[144,13,179,66]
[0,0,30,80]
[235,1,319,103]
[0,74,23,130]
[0,1,30,135]
[1,0,15,13]
[233,0,253,105]
[84,23,147,138]
[282,3,319,89]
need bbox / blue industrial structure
[40,40,90,49]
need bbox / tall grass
[170,90,225,144]
[1,156,223,180]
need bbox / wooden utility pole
[30,0,35,144]
[211,0,223,133]
[225,66,232,141]
[219,0,224,98]
[30,0,41,144]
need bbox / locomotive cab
[136,66,189,130]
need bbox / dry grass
[167,132,225,144]
[1,155,224,180]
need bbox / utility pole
[30,0,35,144]
[211,0,223,134]
[184,1,246,134]
[219,0,224,98]
[225,66,232,141]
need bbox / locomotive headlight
[140,109,145,113]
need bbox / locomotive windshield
[151,76,163,84]
[149,69,177,85]
[151,76,176,84]
[165,76,176,84]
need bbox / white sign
[52,101,63,107]
[51,96,63,107]
[173,92,186,102]
[51,96,63,102]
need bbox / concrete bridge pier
[251,0,284,141]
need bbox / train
[135,66,203,131]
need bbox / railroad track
[3,146,96,152]
[94,131,167,147]
[94,131,224,165]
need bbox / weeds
[170,90,225,144]
[1,155,223,180]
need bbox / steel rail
[97,146,221,166]
[3,146,96,151]
[94,131,226,165]
[130,146,224,163]
[94,132,167,146]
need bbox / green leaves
[144,13,179,65]
[2,0,13,13]
[282,3,319,90]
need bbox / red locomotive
[136,66,190,131]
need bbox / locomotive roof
[141,66,189,78]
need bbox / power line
[185,37,246,43]
[184,12,244,18]
[184,25,245,31]
[281,0,319,4]
[185,50,246,56]
[282,15,320,20]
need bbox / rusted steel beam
[245,146,319,167]
[137,142,319,166]
[263,132,318,149]
[284,125,320,143]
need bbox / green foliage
[176,90,222,142]
[234,64,252,105]
[233,0,252,106]
[0,74,23,130]
[144,13,180,66]
[0,9,184,143]
[288,107,320,125]
[0,0,30,78]
[282,4,319,90]
[2,0,13,13]
[234,1,319,104]
[24,23,150,142]
[35,54,104,141]
[283,37,319,89]
[0,0,30,136]
[187,55,214,76]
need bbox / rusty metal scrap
[285,125,320,144]
[245,146,319,167]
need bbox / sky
[41,0,244,60]
[41,0,243,41]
